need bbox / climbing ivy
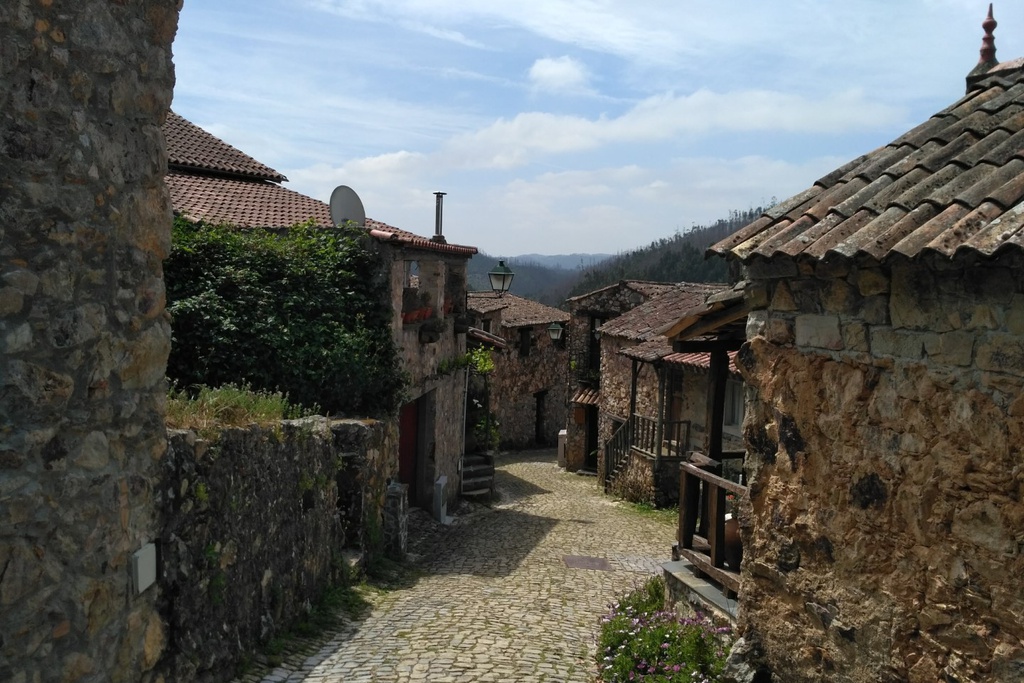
[165,217,405,416]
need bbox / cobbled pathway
[237,449,675,683]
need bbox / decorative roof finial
[979,3,997,66]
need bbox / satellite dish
[329,185,366,227]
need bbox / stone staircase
[460,453,495,497]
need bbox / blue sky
[171,1,1024,256]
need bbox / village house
[594,282,743,507]
[164,112,478,516]
[465,291,569,452]
[681,11,1024,682]
[563,280,678,472]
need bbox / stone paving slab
[233,449,675,683]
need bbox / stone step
[461,475,493,491]
[463,463,495,477]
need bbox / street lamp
[488,260,515,296]
[546,322,564,342]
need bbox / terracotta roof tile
[598,282,728,341]
[167,171,331,228]
[571,388,600,406]
[165,112,475,256]
[710,58,1024,264]
[164,111,286,182]
[565,279,677,303]
[467,292,567,327]
[365,218,477,256]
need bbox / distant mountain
[505,253,614,270]
[468,254,579,308]
[467,206,767,307]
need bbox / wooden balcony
[676,454,746,597]
[631,414,691,459]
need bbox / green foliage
[467,346,494,375]
[473,414,499,452]
[165,217,404,416]
[194,481,209,503]
[597,577,730,682]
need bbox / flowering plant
[596,577,730,682]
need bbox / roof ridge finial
[979,3,997,66]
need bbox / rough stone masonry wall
[597,337,658,482]
[735,251,1024,683]
[159,419,394,682]
[0,3,179,683]
[489,326,568,449]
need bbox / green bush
[597,577,730,682]
[165,218,404,416]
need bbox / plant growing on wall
[165,217,404,416]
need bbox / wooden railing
[602,420,632,492]
[677,457,747,597]
[632,415,692,459]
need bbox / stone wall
[159,418,395,682]
[386,248,468,510]
[734,251,1024,682]
[0,3,179,682]
[564,284,664,472]
[488,326,568,450]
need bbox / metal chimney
[432,192,447,243]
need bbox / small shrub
[597,577,730,682]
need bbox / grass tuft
[166,382,321,436]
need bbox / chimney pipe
[432,192,447,243]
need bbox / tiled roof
[164,111,287,182]
[620,339,739,374]
[164,112,476,256]
[598,282,728,341]
[467,292,568,327]
[571,388,600,406]
[566,280,678,303]
[167,171,331,229]
[663,350,739,375]
[711,50,1024,263]
[366,218,478,257]
[467,327,508,349]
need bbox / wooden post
[705,349,729,461]
[679,467,700,549]
[655,366,665,463]
[707,482,727,569]
[629,359,638,443]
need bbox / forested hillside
[566,206,768,297]
[467,205,768,307]
[467,255,583,307]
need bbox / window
[723,379,744,431]
[519,328,532,357]
[481,318,491,333]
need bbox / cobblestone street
[239,449,676,683]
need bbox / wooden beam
[679,462,747,496]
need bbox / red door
[398,401,418,499]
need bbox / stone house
[466,292,569,450]
[594,282,744,506]
[564,280,678,472]
[695,16,1024,682]
[164,112,478,515]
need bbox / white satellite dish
[329,185,366,227]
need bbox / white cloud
[440,88,905,170]
[529,56,591,93]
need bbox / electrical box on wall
[132,543,157,594]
